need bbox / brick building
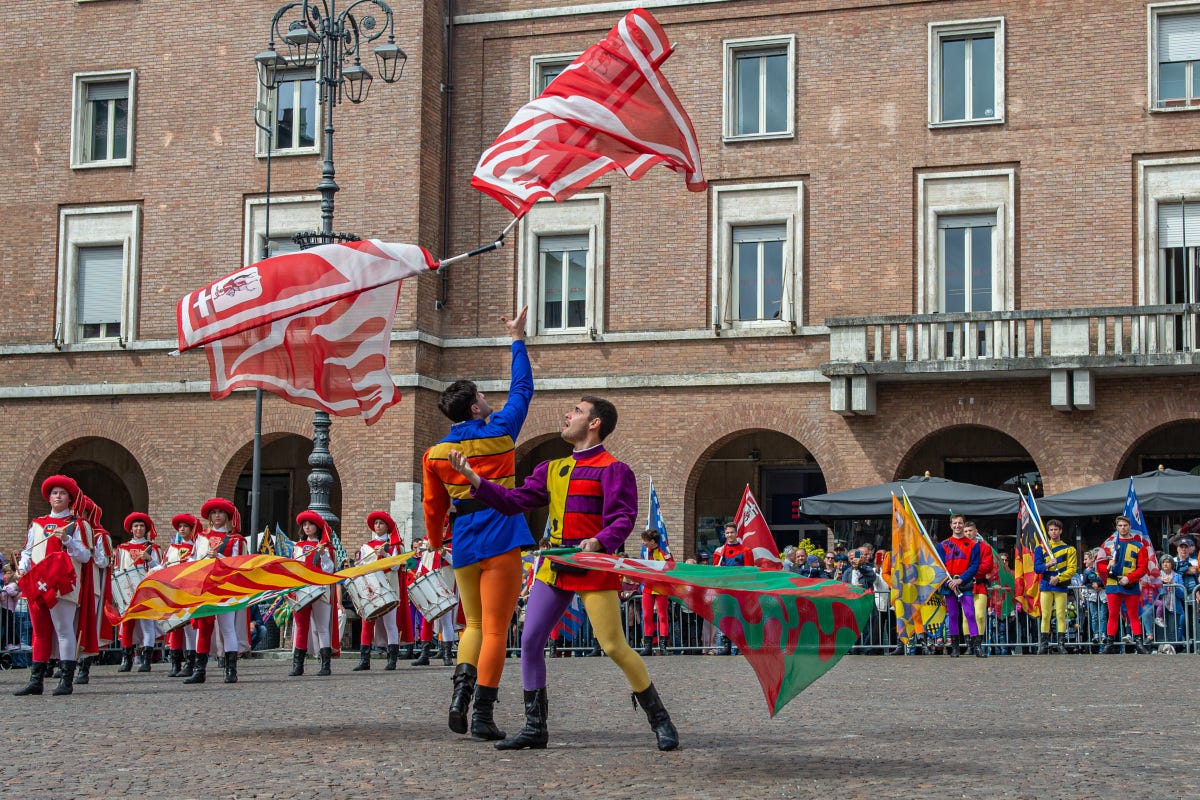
[3,0,1199,559]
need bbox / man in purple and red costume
[938,514,981,657]
[449,396,678,752]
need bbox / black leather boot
[223,651,238,683]
[657,641,669,656]
[586,642,602,657]
[1133,634,1151,655]
[52,661,77,696]
[352,645,371,671]
[495,688,548,750]
[471,685,505,741]
[118,646,135,672]
[289,648,307,677]
[398,643,414,660]
[632,683,679,751]
[137,646,153,672]
[1035,633,1049,655]
[168,649,183,677]
[317,647,332,676]
[411,641,432,666]
[949,635,961,657]
[13,662,47,696]
[75,656,93,685]
[385,644,400,670]
[1102,635,1120,654]
[51,660,63,679]
[184,653,208,684]
[179,650,196,678]
[639,639,654,657]
[441,642,455,666]
[449,663,477,734]
[1054,634,1068,654]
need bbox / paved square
[1,653,1194,799]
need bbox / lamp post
[256,1,406,529]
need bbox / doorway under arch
[30,438,148,545]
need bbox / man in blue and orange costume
[422,306,535,741]
[13,475,98,697]
[1033,518,1078,655]
[449,396,679,752]
[938,514,980,658]
[1098,515,1151,654]
[711,522,752,655]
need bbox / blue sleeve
[1033,546,1046,575]
[490,341,533,440]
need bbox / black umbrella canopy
[800,475,1019,519]
[1036,468,1200,517]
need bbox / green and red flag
[546,550,873,716]
[119,552,411,623]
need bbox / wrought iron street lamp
[257,0,407,527]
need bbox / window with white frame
[1152,6,1200,109]
[71,71,135,168]
[244,195,321,265]
[929,19,1004,126]
[531,54,578,97]
[257,66,318,156]
[518,194,605,337]
[724,36,794,140]
[56,206,140,346]
[917,170,1014,317]
[712,183,803,330]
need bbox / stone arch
[28,436,149,544]
[893,423,1043,491]
[1114,419,1200,479]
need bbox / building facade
[3,0,1199,558]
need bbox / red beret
[123,512,158,540]
[171,513,201,532]
[201,498,236,520]
[296,509,326,530]
[41,475,80,503]
[366,511,398,536]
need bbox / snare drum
[407,570,457,621]
[111,566,147,616]
[346,570,400,620]
[287,583,327,612]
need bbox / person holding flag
[1098,515,1151,654]
[964,521,995,658]
[638,529,673,656]
[938,514,981,658]
[115,513,163,673]
[161,514,201,677]
[1033,519,1077,655]
[13,475,95,697]
[448,395,679,752]
[711,522,753,656]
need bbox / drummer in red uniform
[13,475,96,697]
[352,512,406,671]
[115,513,162,673]
[184,498,248,685]
[288,510,338,677]
[162,514,201,677]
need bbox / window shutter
[1158,201,1200,249]
[938,214,996,230]
[76,245,124,324]
[1159,14,1200,63]
[86,80,128,102]
[732,224,786,243]
[538,234,589,252]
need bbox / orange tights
[454,548,524,688]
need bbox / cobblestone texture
[1,653,1196,799]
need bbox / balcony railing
[824,303,1200,374]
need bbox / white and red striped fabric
[471,8,706,218]
[177,240,438,425]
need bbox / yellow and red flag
[120,552,411,623]
[1015,491,1042,617]
[888,494,950,643]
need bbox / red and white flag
[177,240,438,425]
[471,8,706,217]
[735,485,783,571]
[19,550,77,609]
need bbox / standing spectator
[937,515,981,658]
[781,546,800,574]
[711,522,752,655]
[1158,556,1186,645]
[839,549,879,653]
[1074,549,1107,650]
[1,565,19,652]
[1171,535,1198,595]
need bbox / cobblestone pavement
[1,652,1197,799]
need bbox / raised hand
[448,450,482,489]
[502,305,529,341]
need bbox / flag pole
[437,218,520,267]
[900,487,955,594]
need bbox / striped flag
[177,240,438,425]
[471,8,705,218]
[1015,489,1043,617]
[888,494,950,643]
[644,480,670,558]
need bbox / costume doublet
[1034,539,1078,644]
[1099,535,1149,642]
[938,535,981,643]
